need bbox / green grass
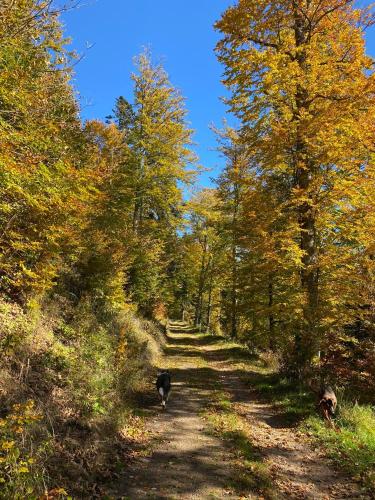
[250,371,375,494]
[251,372,316,424]
[304,403,375,491]
[202,391,274,498]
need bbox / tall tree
[185,189,223,331]
[0,0,89,301]
[216,0,375,373]
[216,128,249,338]
[110,52,195,314]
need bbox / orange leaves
[214,0,375,364]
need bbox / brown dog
[319,386,337,429]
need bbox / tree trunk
[206,258,213,333]
[133,156,145,233]
[195,234,208,328]
[293,6,319,373]
[230,243,237,339]
[230,178,239,338]
[268,273,276,351]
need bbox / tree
[110,52,196,315]
[216,128,249,338]
[181,189,223,331]
[216,0,375,373]
[0,0,90,301]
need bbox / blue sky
[62,1,375,190]
[62,0,234,189]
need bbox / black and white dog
[156,370,171,409]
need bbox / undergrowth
[0,296,165,498]
[251,372,316,424]
[304,403,375,492]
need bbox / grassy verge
[202,390,274,499]
[303,403,375,491]
[250,371,375,494]
[250,372,316,424]
[0,297,164,498]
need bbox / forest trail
[118,322,368,500]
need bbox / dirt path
[117,322,369,500]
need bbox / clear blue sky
[62,1,375,190]
[62,0,234,189]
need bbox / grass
[304,403,375,491]
[202,390,274,498]
[250,372,316,425]
[250,370,375,494]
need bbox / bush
[115,312,164,397]
[0,401,50,499]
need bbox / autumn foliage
[0,0,374,495]
[175,0,375,394]
[210,0,374,384]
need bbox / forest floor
[112,322,370,500]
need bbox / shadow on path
[116,322,367,500]
[117,322,258,499]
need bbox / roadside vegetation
[0,296,165,497]
[305,403,375,492]
[250,366,375,494]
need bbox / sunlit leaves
[215,0,375,369]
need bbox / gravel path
[117,322,369,500]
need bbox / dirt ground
[115,322,370,500]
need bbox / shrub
[0,295,165,496]
[0,400,50,499]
